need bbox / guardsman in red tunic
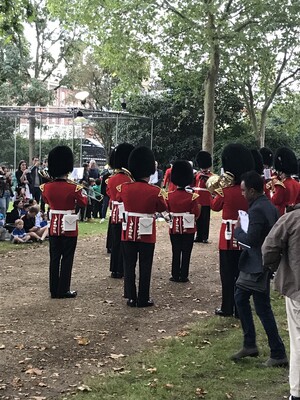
[41,146,88,299]
[271,147,300,216]
[259,147,274,200]
[163,162,177,192]
[211,144,254,317]
[166,160,200,282]
[194,151,213,243]
[116,146,167,307]
[106,143,134,278]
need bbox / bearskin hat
[108,148,116,169]
[171,160,194,187]
[196,150,212,169]
[251,149,264,175]
[48,145,74,178]
[274,147,298,175]
[259,147,273,167]
[128,146,155,180]
[222,143,254,184]
[114,143,134,169]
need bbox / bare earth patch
[0,215,221,399]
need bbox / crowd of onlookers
[0,158,113,244]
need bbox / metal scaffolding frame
[0,106,154,169]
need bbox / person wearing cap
[41,145,88,299]
[116,146,167,307]
[106,143,134,278]
[166,160,200,282]
[271,147,300,216]
[211,144,254,317]
[194,151,213,243]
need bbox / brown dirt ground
[0,214,222,400]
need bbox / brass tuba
[206,172,235,196]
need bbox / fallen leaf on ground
[177,330,189,337]
[146,367,157,373]
[164,383,174,389]
[0,344,5,349]
[74,336,90,346]
[109,353,125,359]
[77,384,92,392]
[196,387,207,398]
[25,368,42,376]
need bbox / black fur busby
[274,147,298,175]
[128,146,155,180]
[48,145,74,178]
[108,148,116,169]
[196,151,212,169]
[171,160,194,187]
[114,143,134,169]
[251,149,264,175]
[259,147,273,167]
[222,143,254,184]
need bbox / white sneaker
[100,218,105,223]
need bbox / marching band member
[41,145,88,299]
[251,149,271,199]
[163,161,177,192]
[211,144,254,317]
[106,143,134,278]
[271,147,300,216]
[166,160,200,282]
[116,146,167,307]
[194,150,213,243]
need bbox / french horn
[206,172,235,196]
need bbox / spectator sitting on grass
[11,219,31,243]
[21,206,47,242]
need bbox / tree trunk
[259,108,268,148]
[28,105,36,162]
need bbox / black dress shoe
[127,299,137,307]
[51,293,58,299]
[180,277,189,283]
[194,238,201,243]
[215,308,233,317]
[202,239,209,244]
[169,276,180,282]
[111,272,123,279]
[137,299,154,308]
[59,290,77,298]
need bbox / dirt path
[0,215,221,400]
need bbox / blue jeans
[235,283,286,359]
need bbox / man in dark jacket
[231,171,287,367]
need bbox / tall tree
[49,0,300,155]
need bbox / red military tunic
[211,185,248,250]
[41,180,88,237]
[106,170,133,224]
[163,167,177,192]
[116,181,167,243]
[194,170,213,206]
[271,177,300,216]
[166,188,200,234]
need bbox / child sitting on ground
[11,219,31,243]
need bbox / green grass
[74,294,289,400]
[0,218,108,253]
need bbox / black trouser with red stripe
[219,249,241,316]
[122,241,155,305]
[170,233,194,280]
[110,223,124,275]
[195,205,210,242]
[49,236,77,297]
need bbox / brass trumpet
[38,170,104,203]
[206,172,235,196]
[265,174,285,192]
